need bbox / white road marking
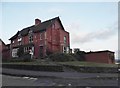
[22,77,29,79]
[29,77,37,80]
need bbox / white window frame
[12,48,18,57]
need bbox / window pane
[64,36,66,43]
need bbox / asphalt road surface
[2,74,119,87]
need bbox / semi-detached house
[9,17,70,58]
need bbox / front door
[39,46,43,58]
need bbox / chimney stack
[35,19,41,25]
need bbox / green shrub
[73,51,86,61]
[17,46,24,57]
[22,53,31,61]
[46,49,53,56]
[49,53,76,62]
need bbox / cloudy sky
[0,1,118,59]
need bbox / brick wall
[85,51,115,64]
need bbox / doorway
[39,46,43,58]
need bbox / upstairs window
[18,39,22,45]
[18,33,22,45]
[40,33,43,40]
[64,36,67,44]
[29,30,33,43]
[12,40,14,44]
[18,33,21,37]
[29,30,33,34]
[29,35,33,43]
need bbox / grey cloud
[72,23,118,44]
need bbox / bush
[46,49,53,56]
[17,46,32,61]
[22,53,31,61]
[49,53,76,62]
[73,51,86,61]
[2,53,32,63]
[17,46,24,57]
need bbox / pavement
[1,68,118,79]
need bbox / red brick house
[85,50,115,64]
[0,39,10,59]
[9,17,70,58]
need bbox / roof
[86,50,114,54]
[12,43,34,49]
[9,17,64,40]
[0,39,6,45]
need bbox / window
[24,47,29,52]
[18,33,21,37]
[40,33,43,40]
[64,36,67,44]
[18,33,22,45]
[29,30,33,34]
[24,46,34,54]
[18,42,22,45]
[63,46,66,53]
[66,47,69,53]
[12,48,18,57]
[18,38,22,45]
[28,30,33,43]
[12,41,14,43]
[29,35,33,43]
[18,38,22,42]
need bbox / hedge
[49,53,76,62]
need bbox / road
[2,74,119,86]
[1,68,119,87]
[2,68,119,79]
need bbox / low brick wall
[2,64,64,72]
[62,65,118,73]
[2,64,118,73]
